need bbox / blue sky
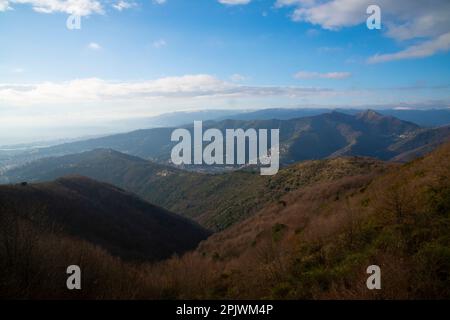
[1,0,450,143]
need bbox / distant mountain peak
[321,110,353,121]
[356,109,384,121]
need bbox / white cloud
[1,0,145,14]
[230,74,247,82]
[112,0,135,11]
[317,46,342,53]
[0,75,332,107]
[8,0,104,16]
[278,0,450,62]
[0,75,340,139]
[294,71,351,79]
[289,0,367,30]
[152,0,166,4]
[275,0,316,9]
[152,39,167,49]
[0,0,11,11]
[218,0,251,5]
[368,32,450,63]
[305,28,320,37]
[0,75,337,141]
[87,42,102,50]
[12,68,25,73]
[2,75,449,141]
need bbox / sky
[1,0,450,143]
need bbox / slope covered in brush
[0,176,210,262]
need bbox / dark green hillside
[0,176,210,262]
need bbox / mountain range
[110,107,450,129]
[1,110,449,174]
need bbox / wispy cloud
[230,74,247,82]
[87,42,102,50]
[112,0,135,11]
[0,75,339,134]
[294,71,351,79]
[11,67,25,74]
[152,39,167,49]
[305,28,320,37]
[2,76,449,139]
[0,75,333,106]
[5,0,104,16]
[218,0,251,5]
[368,32,450,63]
[277,0,450,63]
[317,46,343,53]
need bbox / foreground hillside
[3,149,387,230]
[0,176,210,262]
[1,143,449,299]
[182,142,450,299]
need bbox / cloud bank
[0,75,333,106]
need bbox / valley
[1,148,388,230]
[1,141,449,299]
[1,109,449,299]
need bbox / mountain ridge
[1,111,448,172]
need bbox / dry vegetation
[1,143,450,299]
